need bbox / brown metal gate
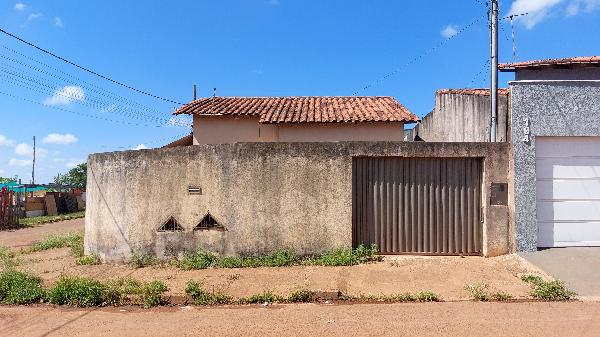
[352,157,482,255]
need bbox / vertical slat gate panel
[352,157,482,255]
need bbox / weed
[0,270,45,305]
[215,256,244,268]
[185,281,231,305]
[520,274,544,285]
[415,290,440,302]
[491,291,513,301]
[47,276,106,307]
[237,290,281,304]
[25,232,83,258]
[105,278,143,306]
[307,244,380,266]
[227,273,241,281]
[0,247,17,268]
[77,253,100,266]
[530,280,575,301]
[140,280,167,308]
[465,282,490,301]
[174,250,216,270]
[261,249,297,267]
[286,288,311,303]
[129,252,158,268]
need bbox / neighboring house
[172,96,419,144]
[501,56,600,251]
[406,89,510,142]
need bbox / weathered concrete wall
[86,142,511,261]
[193,115,405,144]
[511,81,600,251]
[407,92,509,142]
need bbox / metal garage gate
[352,157,482,255]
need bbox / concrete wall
[407,92,509,142]
[86,142,511,262]
[515,67,600,81]
[511,80,600,251]
[193,115,405,144]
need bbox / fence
[0,187,19,229]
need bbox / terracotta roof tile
[173,96,418,124]
[436,88,509,96]
[499,56,600,71]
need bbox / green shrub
[185,281,231,305]
[215,256,244,268]
[0,246,17,268]
[261,249,297,267]
[19,211,85,227]
[0,270,45,305]
[530,280,575,301]
[286,288,311,303]
[174,250,216,270]
[26,232,83,256]
[104,278,143,306]
[465,283,490,301]
[415,290,440,302]
[129,252,157,268]
[77,253,100,266]
[491,291,513,301]
[140,280,167,308]
[47,276,106,307]
[308,244,380,266]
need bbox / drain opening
[194,212,223,231]
[158,217,184,232]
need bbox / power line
[0,27,184,105]
[352,14,488,95]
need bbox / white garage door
[536,137,600,247]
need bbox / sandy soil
[17,247,542,301]
[1,302,599,337]
[0,218,84,249]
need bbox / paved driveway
[519,247,600,296]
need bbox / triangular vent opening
[158,217,184,232]
[194,212,222,230]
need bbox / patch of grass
[342,291,440,303]
[25,232,84,258]
[185,281,232,305]
[237,290,281,304]
[172,244,381,271]
[0,246,18,268]
[491,291,513,302]
[105,278,143,306]
[19,211,85,227]
[465,282,491,301]
[520,274,544,285]
[285,288,311,303]
[47,275,106,307]
[414,290,440,302]
[76,253,100,266]
[140,280,167,308]
[226,273,241,281]
[0,270,45,305]
[129,252,158,268]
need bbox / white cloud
[509,0,564,28]
[43,86,85,106]
[65,159,84,169]
[54,16,64,28]
[14,3,26,11]
[567,0,600,15]
[132,144,148,150]
[53,157,66,163]
[27,12,42,22]
[9,158,32,167]
[14,143,48,158]
[441,25,458,38]
[0,134,15,147]
[42,133,78,145]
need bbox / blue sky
[0,0,599,183]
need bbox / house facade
[500,56,600,251]
[173,96,418,144]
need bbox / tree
[0,176,18,184]
[60,163,87,189]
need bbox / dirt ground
[2,218,548,301]
[1,302,600,337]
[0,218,84,249]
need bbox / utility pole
[490,0,499,142]
[193,83,197,100]
[32,136,36,184]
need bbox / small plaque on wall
[188,186,202,195]
[490,183,508,205]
